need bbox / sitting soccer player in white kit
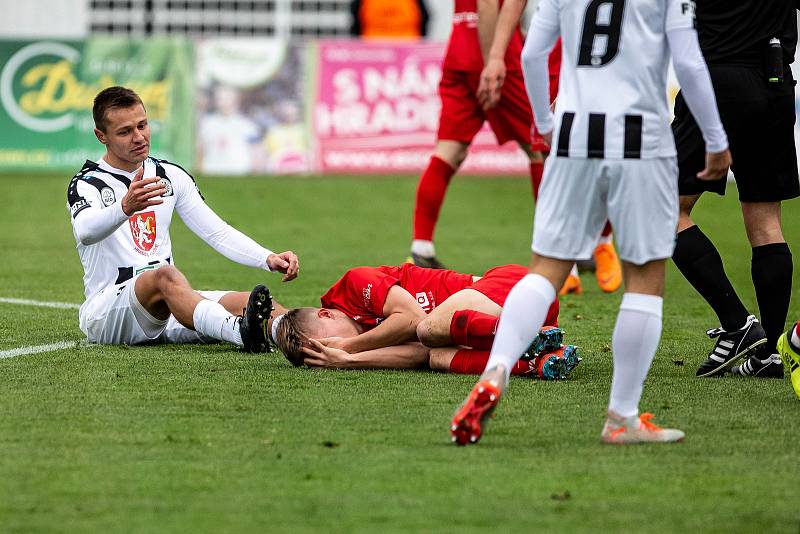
[450,0,732,445]
[67,86,298,352]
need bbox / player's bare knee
[153,266,188,292]
[416,319,434,347]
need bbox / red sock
[448,349,531,376]
[413,156,456,241]
[544,298,560,327]
[601,221,612,238]
[450,309,499,350]
[530,161,544,200]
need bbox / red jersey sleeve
[320,266,400,327]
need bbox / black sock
[752,242,793,355]
[673,225,750,331]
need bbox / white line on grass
[0,297,80,310]
[0,341,90,360]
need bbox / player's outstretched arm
[667,27,731,180]
[478,0,527,110]
[303,340,430,370]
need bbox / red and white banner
[314,40,530,175]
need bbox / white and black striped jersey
[527,0,698,159]
[67,157,273,302]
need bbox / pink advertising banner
[314,40,530,175]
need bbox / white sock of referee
[192,299,242,346]
[608,293,663,418]
[485,273,556,384]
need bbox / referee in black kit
[672,0,799,379]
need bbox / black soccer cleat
[410,252,446,270]
[696,315,767,377]
[731,354,785,378]
[239,284,274,353]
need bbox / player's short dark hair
[93,86,145,132]
[275,308,317,366]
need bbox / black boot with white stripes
[731,354,784,378]
[696,315,767,377]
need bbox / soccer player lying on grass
[269,263,579,379]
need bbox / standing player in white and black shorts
[671,1,800,379]
[450,0,731,445]
[68,86,299,352]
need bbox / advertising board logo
[0,42,81,132]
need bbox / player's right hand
[697,149,732,181]
[121,166,167,215]
[478,57,506,110]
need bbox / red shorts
[469,265,560,326]
[437,69,548,151]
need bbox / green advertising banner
[0,38,194,172]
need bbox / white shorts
[79,277,231,345]
[532,156,679,265]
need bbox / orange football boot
[450,381,501,446]
[594,242,622,293]
[559,273,583,296]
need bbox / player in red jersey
[409,0,561,269]
[269,264,578,378]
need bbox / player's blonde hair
[274,307,318,366]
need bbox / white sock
[411,239,436,258]
[569,264,579,277]
[486,274,556,382]
[598,232,613,246]
[608,293,663,418]
[192,299,242,346]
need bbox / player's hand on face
[267,251,299,282]
[478,58,506,110]
[121,166,167,216]
[302,338,350,368]
[697,149,732,181]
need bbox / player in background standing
[671,1,799,379]
[450,0,731,445]
[68,86,298,351]
[408,0,558,270]
[476,0,621,295]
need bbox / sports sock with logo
[450,310,498,350]
[530,161,544,200]
[752,242,793,355]
[485,274,556,382]
[412,156,456,243]
[448,349,531,376]
[608,293,663,418]
[192,298,242,346]
[672,225,749,332]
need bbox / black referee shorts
[672,64,800,202]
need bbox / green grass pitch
[0,172,798,533]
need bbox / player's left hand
[478,57,506,110]
[302,338,350,368]
[542,130,553,147]
[267,251,299,282]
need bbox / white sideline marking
[0,341,87,360]
[0,297,80,310]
